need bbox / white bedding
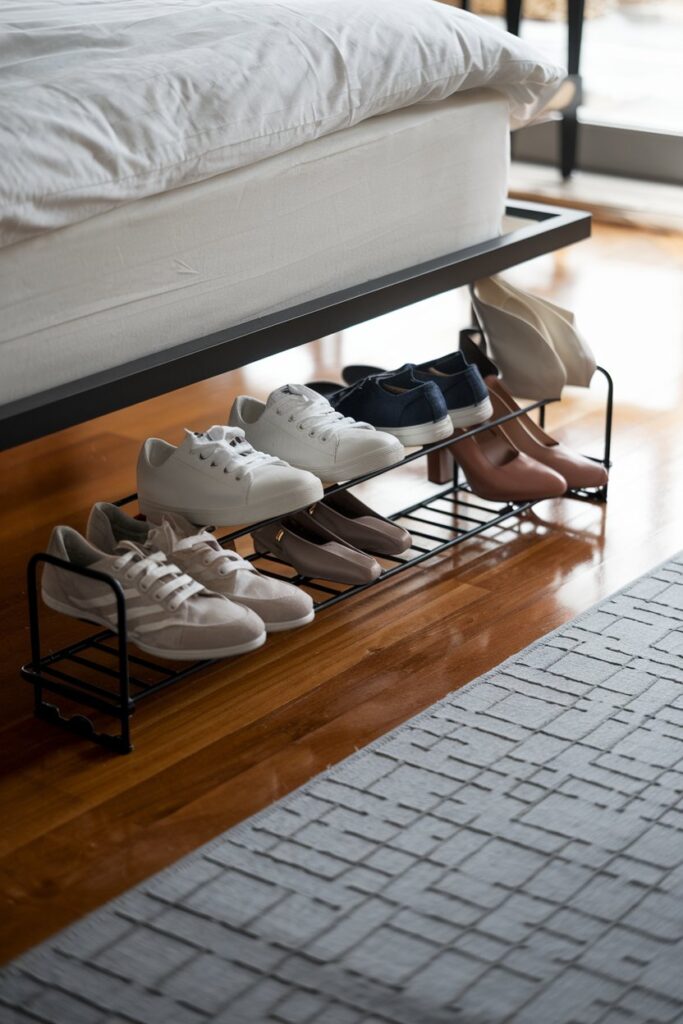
[0,0,563,248]
[0,91,509,406]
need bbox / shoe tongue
[161,511,196,538]
[377,367,415,391]
[147,516,182,552]
[150,514,221,553]
[181,425,245,449]
[112,539,150,561]
[204,424,244,444]
[269,383,327,408]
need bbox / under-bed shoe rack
[17,200,606,751]
[22,367,613,753]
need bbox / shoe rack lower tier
[21,367,614,753]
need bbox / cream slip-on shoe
[471,275,596,400]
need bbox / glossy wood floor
[2,220,682,964]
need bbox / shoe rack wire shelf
[21,366,613,754]
[17,199,610,752]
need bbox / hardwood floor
[1,220,682,963]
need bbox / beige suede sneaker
[42,525,266,660]
[87,503,315,632]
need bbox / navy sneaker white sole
[380,416,453,446]
[448,396,494,429]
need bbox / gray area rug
[4,553,683,1024]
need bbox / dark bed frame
[10,199,614,753]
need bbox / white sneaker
[87,503,315,633]
[229,384,405,483]
[137,425,323,526]
[42,526,266,660]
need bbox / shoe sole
[225,595,316,632]
[41,591,267,660]
[448,396,493,429]
[380,417,453,447]
[262,608,316,632]
[305,445,405,483]
[138,479,324,527]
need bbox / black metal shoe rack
[21,363,613,753]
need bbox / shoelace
[148,521,254,579]
[275,392,373,442]
[112,542,203,610]
[187,427,282,482]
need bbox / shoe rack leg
[23,555,134,754]
[27,554,43,718]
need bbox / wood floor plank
[1,221,682,962]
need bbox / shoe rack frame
[19,200,614,753]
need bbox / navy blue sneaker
[342,351,492,429]
[308,369,453,446]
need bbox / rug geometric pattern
[3,554,683,1023]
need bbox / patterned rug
[3,553,683,1024]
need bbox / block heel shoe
[485,382,608,490]
[449,424,567,503]
[459,329,608,490]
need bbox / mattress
[0,90,510,406]
[0,0,562,246]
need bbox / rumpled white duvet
[0,0,564,248]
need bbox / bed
[1,90,511,407]
[0,0,568,448]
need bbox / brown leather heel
[449,423,567,502]
[486,377,608,489]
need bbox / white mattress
[0,90,510,406]
[0,0,561,246]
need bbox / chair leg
[562,0,585,178]
[567,0,585,77]
[506,0,522,36]
[561,112,579,180]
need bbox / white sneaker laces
[187,426,283,482]
[274,385,373,442]
[148,520,254,579]
[112,542,203,610]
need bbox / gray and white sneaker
[42,525,266,660]
[137,424,323,527]
[87,503,315,632]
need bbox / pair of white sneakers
[42,504,315,662]
[137,384,404,527]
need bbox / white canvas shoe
[41,526,267,660]
[229,384,405,483]
[87,503,315,632]
[137,425,323,526]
